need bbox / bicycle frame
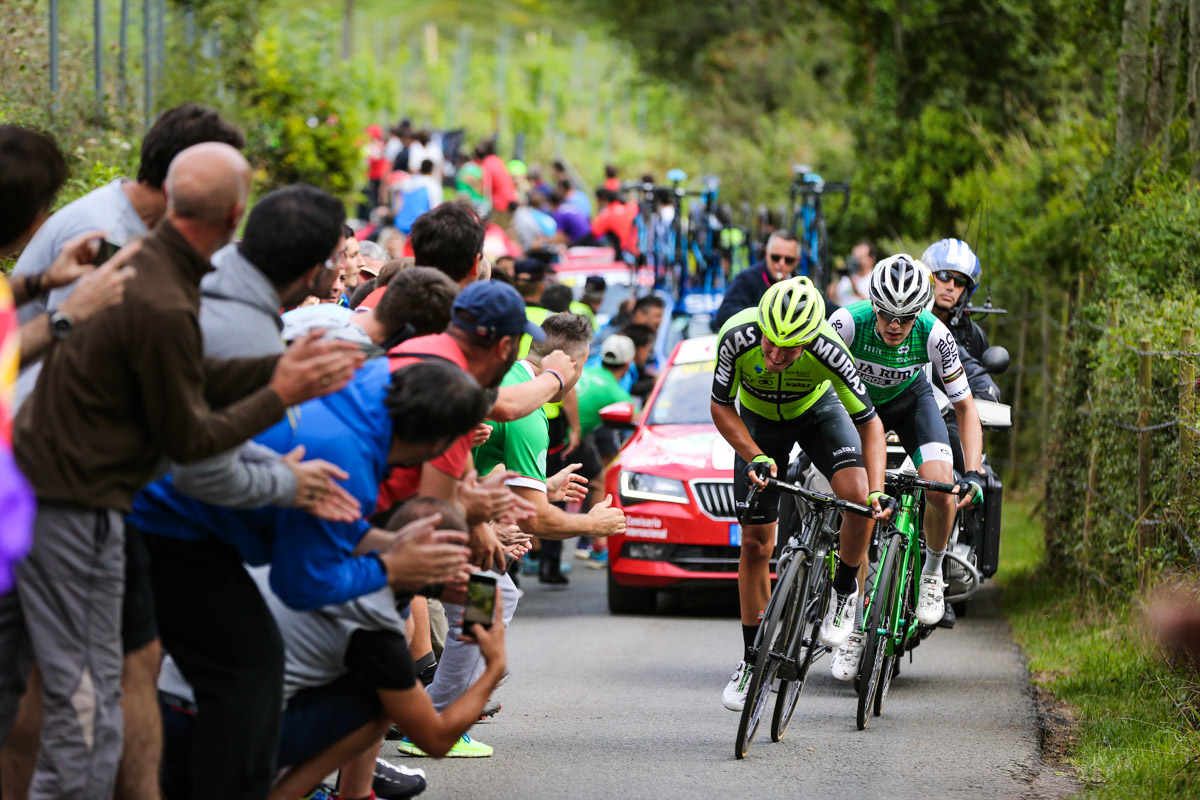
[866,488,922,655]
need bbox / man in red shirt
[478,140,517,219]
[592,188,639,257]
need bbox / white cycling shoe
[722,660,753,712]
[830,632,865,681]
[818,585,858,649]
[916,573,946,626]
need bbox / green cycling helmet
[758,276,825,346]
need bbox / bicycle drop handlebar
[739,476,876,525]
[883,471,959,496]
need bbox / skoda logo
[897,345,910,354]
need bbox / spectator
[337,225,367,303]
[0,143,362,800]
[831,240,878,307]
[133,359,482,797]
[409,201,487,287]
[604,163,621,192]
[592,188,639,257]
[158,496,502,800]
[477,139,517,222]
[713,230,801,331]
[542,283,574,314]
[570,275,606,332]
[468,313,626,590]
[548,190,595,247]
[511,191,557,251]
[357,239,386,284]
[393,159,444,235]
[559,178,593,218]
[12,103,244,391]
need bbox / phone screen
[95,239,120,266]
[463,574,497,630]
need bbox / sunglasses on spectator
[768,253,798,266]
[876,310,919,325]
[934,270,970,287]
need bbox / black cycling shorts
[734,389,865,526]
[875,372,953,467]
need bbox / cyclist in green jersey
[828,254,985,677]
[711,277,893,711]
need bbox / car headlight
[619,471,689,505]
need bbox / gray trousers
[0,504,125,800]
[427,572,519,711]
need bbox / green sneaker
[395,733,493,758]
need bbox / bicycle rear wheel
[874,535,911,718]
[857,532,901,730]
[734,552,799,758]
[770,553,817,742]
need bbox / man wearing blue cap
[381,281,582,757]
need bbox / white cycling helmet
[869,254,932,317]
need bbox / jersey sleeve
[828,307,856,347]
[502,413,549,493]
[712,311,758,406]
[808,326,877,426]
[928,319,971,403]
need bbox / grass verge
[998,495,1200,798]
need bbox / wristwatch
[49,310,75,341]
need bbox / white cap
[601,334,636,366]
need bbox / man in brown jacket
[0,142,363,800]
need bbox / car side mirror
[981,345,1010,375]
[600,401,637,430]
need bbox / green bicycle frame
[864,489,924,653]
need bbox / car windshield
[646,359,716,425]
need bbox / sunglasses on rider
[876,310,919,326]
[934,270,970,287]
[768,253,799,266]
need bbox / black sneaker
[937,603,957,629]
[539,564,569,586]
[372,757,427,799]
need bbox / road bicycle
[733,473,876,759]
[788,167,850,293]
[855,470,965,730]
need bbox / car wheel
[607,566,657,614]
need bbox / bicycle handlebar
[883,471,959,496]
[790,180,850,197]
[739,476,876,524]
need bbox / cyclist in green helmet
[711,277,893,712]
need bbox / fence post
[1039,293,1051,474]
[1082,439,1099,591]
[1181,328,1196,495]
[93,0,104,117]
[49,0,60,117]
[1137,337,1153,584]
[118,0,129,114]
[143,0,153,125]
[1006,289,1031,486]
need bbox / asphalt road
[385,554,1074,800]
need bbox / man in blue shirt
[128,360,486,799]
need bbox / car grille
[670,544,777,573]
[693,481,737,519]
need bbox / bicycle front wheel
[875,535,913,718]
[769,551,817,741]
[857,531,902,730]
[735,553,799,759]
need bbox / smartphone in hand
[94,239,120,266]
[463,572,497,630]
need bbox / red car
[600,335,747,614]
